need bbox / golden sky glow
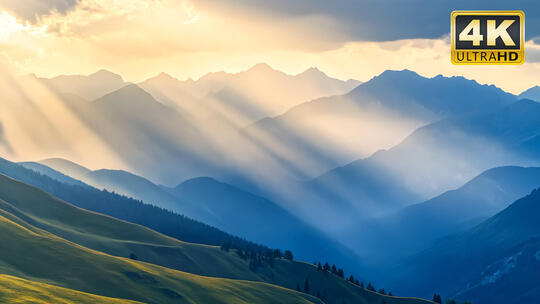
[0,0,539,94]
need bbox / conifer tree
[323,262,330,272]
[284,250,294,260]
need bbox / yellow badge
[451,11,524,65]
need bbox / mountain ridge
[311,98,539,216]
[32,158,364,273]
[352,166,540,265]
[518,85,540,102]
[389,187,540,303]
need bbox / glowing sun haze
[0,0,540,93]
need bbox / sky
[0,0,540,93]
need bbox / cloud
[197,0,540,41]
[526,41,540,62]
[1,0,540,95]
[0,0,80,22]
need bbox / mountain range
[305,98,540,239]
[3,67,523,193]
[4,64,540,304]
[3,65,359,186]
[36,69,128,100]
[140,63,360,123]
[9,68,538,253]
[353,166,540,265]
[243,70,516,180]
[0,156,430,304]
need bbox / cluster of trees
[295,278,329,302]
[221,241,294,271]
[295,275,394,303]
[432,293,472,304]
[316,261,343,277]
[311,261,393,297]
[363,282,392,296]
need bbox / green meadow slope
[0,173,432,304]
[0,171,258,281]
[0,274,143,304]
[0,201,320,304]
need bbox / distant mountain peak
[88,69,124,81]
[90,69,116,76]
[297,67,361,88]
[522,85,540,92]
[297,66,327,78]
[373,69,422,80]
[39,157,91,179]
[95,83,168,108]
[176,176,220,188]
[519,85,540,102]
[304,66,323,73]
[40,158,90,172]
[509,99,540,112]
[113,83,144,93]
[247,62,276,73]
[39,69,126,100]
[356,69,424,90]
[141,73,198,90]
[196,70,231,83]
[354,69,511,103]
[154,72,178,81]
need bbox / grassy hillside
[0,171,262,281]
[261,259,434,304]
[0,170,432,304]
[0,207,321,304]
[0,274,142,304]
[0,157,267,257]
